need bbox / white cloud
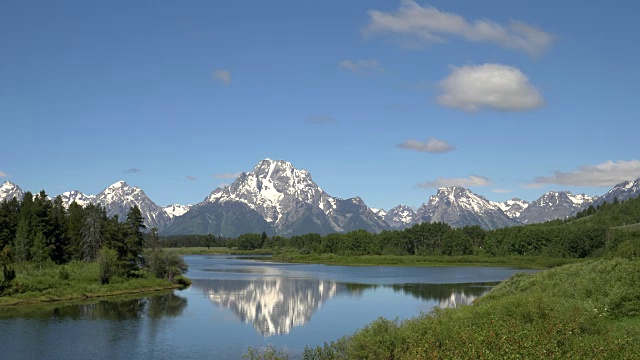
[307,115,337,124]
[0,171,7,177]
[397,137,454,153]
[213,172,241,179]
[124,168,141,173]
[418,175,492,188]
[364,1,553,56]
[213,70,231,85]
[437,63,543,111]
[338,59,385,75]
[491,188,513,194]
[527,160,640,187]
[186,176,197,181]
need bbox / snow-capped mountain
[383,204,416,229]
[59,190,96,207]
[594,177,640,206]
[518,191,595,224]
[165,159,389,236]
[163,204,192,218]
[492,198,530,219]
[414,187,518,230]
[0,181,25,203]
[95,181,172,230]
[371,208,387,218]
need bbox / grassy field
[166,247,579,269]
[247,258,640,359]
[0,261,180,307]
[268,252,580,269]
[163,247,274,255]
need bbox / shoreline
[164,248,580,269]
[0,283,183,308]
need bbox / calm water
[0,255,534,359]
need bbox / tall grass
[246,258,640,359]
[0,261,177,306]
[301,258,640,359]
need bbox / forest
[0,191,187,299]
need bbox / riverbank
[163,247,579,269]
[270,252,580,269]
[0,261,184,307]
[249,258,640,359]
[163,246,274,255]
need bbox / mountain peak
[0,180,25,203]
[417,187,516,230]
[108,180,129,188]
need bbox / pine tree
[31,231,50,269]
[14,218,32,262]
[124,206,146,272]
[81,206,103,261]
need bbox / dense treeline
[160,234,232,248]
[0,191,186,294]
[222,196,640,259]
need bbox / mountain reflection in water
[190,278,495,336]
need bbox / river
[0,255,535,359]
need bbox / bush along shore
[0,192,188,307]
[245,258,640,359]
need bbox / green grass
[297,258,640,359]
[268,252,580,269]
[0,261,180,307]
[163,247,274,255]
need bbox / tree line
[0,191,186,292]
[208,196,640,259]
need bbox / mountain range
[1,159,639,236]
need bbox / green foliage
[237,233,263,250]
[243,345,289,360]
[0,261,177,306]
[97,248,119,284]
[0,246,16,293]
[300,259,640,359]
[144,250,188,282]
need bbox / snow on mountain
[415,187,517,230]
[205,159,337,223]
[492,198,530,218]
[0,181,25,203]
[170,159,389,236]
[59,190,95,207]
[163,204,192,218]
[371,208,387,217]
[518,191,596,224]
[594,177,640,206]
[95,180,171,230]
[383,204,416,229]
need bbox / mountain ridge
[3,165,639,236]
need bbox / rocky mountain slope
[94,181,172,230]
[164,159,389,236]
[517,191,595,224]
[414,187,518,230]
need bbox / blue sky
[2,0,640,210]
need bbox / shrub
[97,248,119,284]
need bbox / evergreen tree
[31,231,50,269]
[124,206,146,271]
[14,218,32,262]
[66,202,85,261]
[0,198,20,249]
[48,196,69,264]
[81,206,103,261]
